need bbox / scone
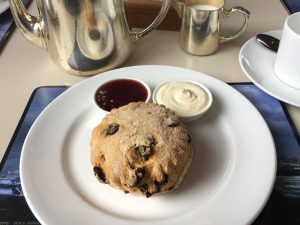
[90,102,193,197]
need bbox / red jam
[94,79,149,111]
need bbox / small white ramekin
[152,80,213,123]
[94,78,151,112]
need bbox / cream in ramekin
[153,80,213,122]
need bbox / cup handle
[219,6,250,43]
[128,0,171,42]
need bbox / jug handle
[128,0,171,42]
[8,0,46,49]
[219,6,250,43]
[171,0,184,18]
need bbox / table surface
[0,0,293,161]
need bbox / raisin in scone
[90,102,193,197]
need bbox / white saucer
[239,30,300,107]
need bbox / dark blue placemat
[281,0,300,13]
[0,84,300,224]
[0,86,67,224]
[233,84,300,225]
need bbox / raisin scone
[90,102,193,197]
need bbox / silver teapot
[9,0,170,75]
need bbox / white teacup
[274,12,300,89]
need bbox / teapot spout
[171,0,184,18]
[8,0,46,49]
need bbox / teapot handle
[127,0,171,42]
[8,0,46,49]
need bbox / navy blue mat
[1,84,300,224]
[282,0,300,13]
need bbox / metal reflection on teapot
[172,0,250,55]
[8,0,171,75]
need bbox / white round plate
[20,65,276,225]
[239,30,300,107]
[0,0,9,14]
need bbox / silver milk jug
[172,0,250,55]
[9,0,171,75]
